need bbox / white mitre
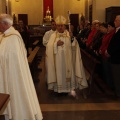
[55,15,66,24]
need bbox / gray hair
[92,20,99,24]
[0,14,13,26]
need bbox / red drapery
[43,0,53,18]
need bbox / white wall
[53,0,85,23]
[11,0,43,25]
[92,0,120,22]
[10,0,86,25]
[1,0,120,24]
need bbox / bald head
[114,15,120,28]
[0,14,13,26]
[0,14,13,32]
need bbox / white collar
[4,26,12,35]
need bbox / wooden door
[106,7,120,22]
[18,14,28,25]
[70,14,79,35]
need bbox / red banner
[43,0,53,18]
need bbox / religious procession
[0,0,120,120]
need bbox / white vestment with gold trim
[46,30,88,93]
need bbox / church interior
[1,0,120,120]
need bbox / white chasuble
[71,38,88,89]
[43,29,55,46]
[0,27,43,120]
[46,30,88,93]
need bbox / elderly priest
[0,14,43,120]
[46,15,88,97]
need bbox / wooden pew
[28,46,40,82]
[80,48,105,95]
[28,46,40,65]
[32,40,39,50]
[80,48,100,95]
[0,93,10,120]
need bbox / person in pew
[0,14,43,120]
[43,19,56,46]
[99,22,115,58]
[80,23,91,49]
[106,15,120,97]
[18,20,29,54]
[89,23,105,59]
[87,22,104,58]
[76,23,85,46]
[46,15,88,97]
[99,21,115,89]
[86,20,99,48]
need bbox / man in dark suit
[106,15,120,97]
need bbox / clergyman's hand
[57,40,64,46]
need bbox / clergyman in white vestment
[43,20,56,46]
[46,15,88,95]
[43,20,56,81]
[0,14,43,120]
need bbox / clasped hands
[57,40,64,46]
[57,31,73,46]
